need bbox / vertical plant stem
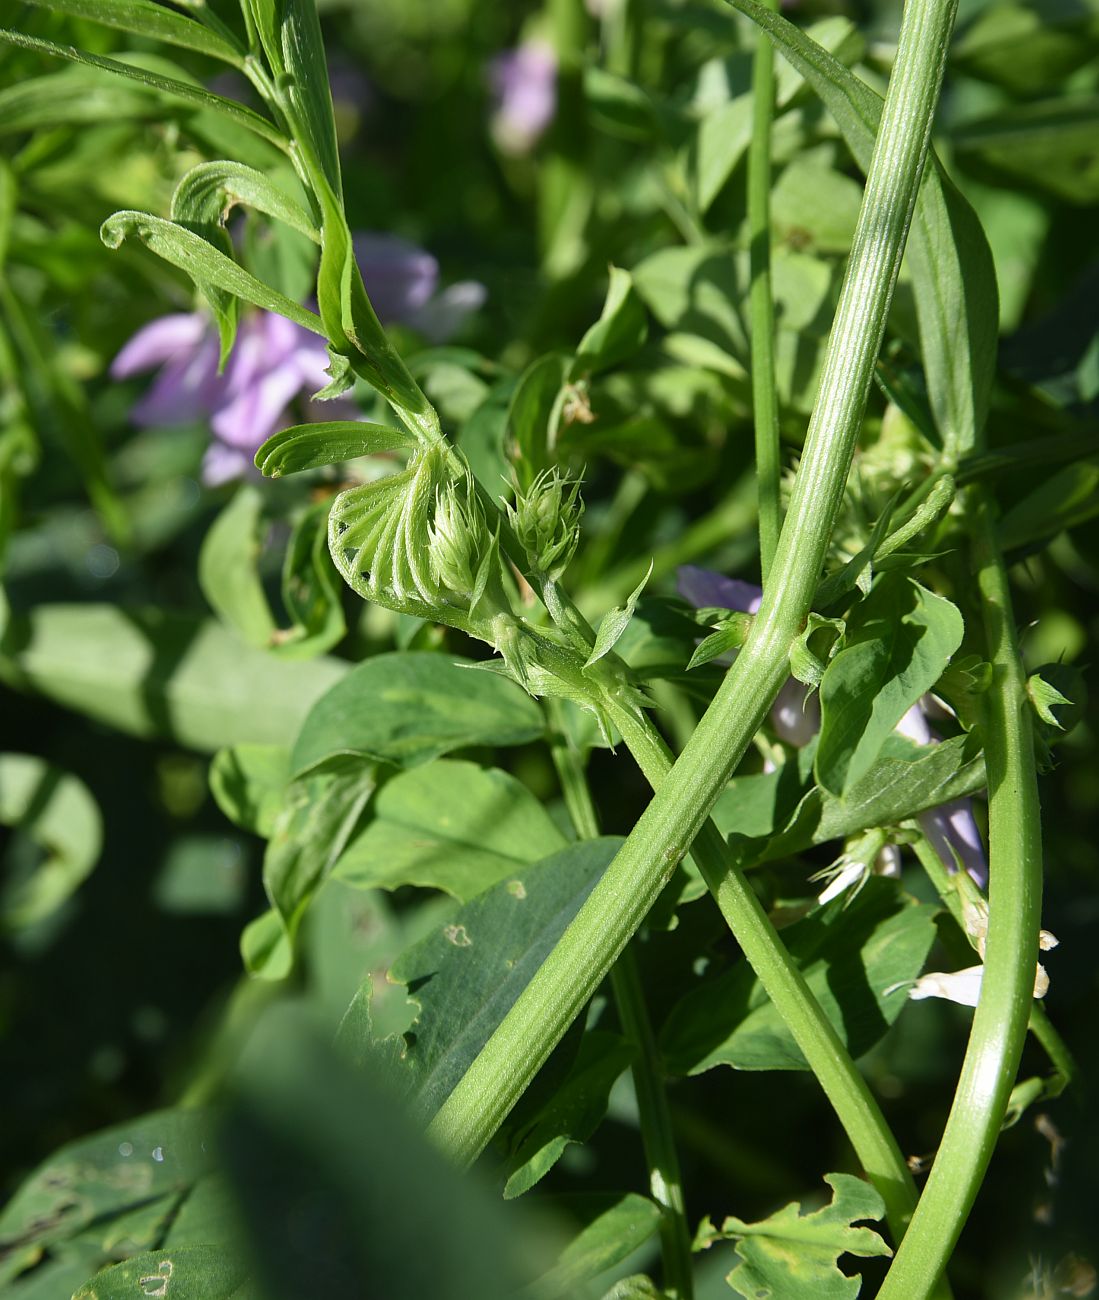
[546,699,695,1300]
[908,816,1073,1087]
[430,0,957,1269]
[748,0,782,581]
[877,495,1044,1298]
[604,701,923,1250]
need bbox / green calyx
[505,468,585,581]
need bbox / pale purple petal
[292,333,339,393]
[201,440,254,487]
[490,41,557,155]
[111,313,209,379]
[353,234,439,324]
[129,334,222,427]
[211,362,306,450]
[771,678,820,747]
[918,798,988,887]
[406,280,487,343]
[677,566,763,614]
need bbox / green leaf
[346,838,622,1121]
[334,759,566,901]
[721,0,998,455]
[507,353,570,490]
[251,760,376,980]
[686,618,751,671]
[290,651,545,776]
[686,17,863,214]
[21,0,245,64]
[0,1110,212,1260]
[220,1006,543,1299]
[954,97,1099,205]
[209,744,290,838]
[697,1173,891,1300]
[586,562,653,667]
[0,28,284,147]
[661,879,937,1073]
[815,576,964,795]
[633,246,749,368]
[198,486,278,651]
[255,420,414,477]
[0,753,102,930]
[501,1032,635,1198]
[170,160,317,360]
[0,604,348,753]
[277,500,347,658]
[243,0,341,194]
[100,211,323,336]
[771,157,864,256]
[72,1245,250,1299]
[313,180,431,427]
[162,1177,239,1250]
[724,734,987,868]
[583,65,662,142]
[600,1277,667,1300]
[571,267,649,378]
[535,1194,664,1298]
[1026,670,1074,730]
[0,65,180,134]
[953,0,1099,97]
[998,460,1099,552]
[173,160,318,244]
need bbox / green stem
[604,701,921,1248]
[546,699,694,1300]
[430,0,957,1258]
[918,827,1072,1089]
[747,0,782,581]
[877,494,1043,1298]
[610,948,695,1300]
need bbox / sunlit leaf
[255,420,413,477]
[334,759,565,901]
[290,651,544,776]
[696,1173,891,1299]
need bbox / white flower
[908,960,1052,1007]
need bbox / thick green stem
[605,702,921,1246]
[910,829,1074,1092]
[877,495,1043,1298]
[748,0,782,581]
[546,700,694,1300]
[429,0,957,1257]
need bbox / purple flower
[112,310,333,486]
[678,565,763,615]
[354,233,486,343]
[677,565,990,889]
[113,235,486,484]
[489,41,557,156]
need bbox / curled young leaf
[100,211,323,336]
[255,421,414,478]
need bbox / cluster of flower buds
[505,468,585,580]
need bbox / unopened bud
[428,479,484,600]
[507,469,584,579]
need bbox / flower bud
[507,469,584,579]
[428,479,484,600]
